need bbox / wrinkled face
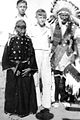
[17,2,27,16]
[36,15,46,27]
[59,12,70,24]
[16,26,26,36]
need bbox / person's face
[59,12,69,24]
[36,15,46,27]
[17,2,27,16]
[16,26,26,36]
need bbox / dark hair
[17,0,27,6]
[15,20,26,28]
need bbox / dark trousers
[54,70,66,102]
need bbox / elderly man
[49,0,80,106]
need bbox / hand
[16,70,21,76]
[22,68,31,77]
[11,67,21,76]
